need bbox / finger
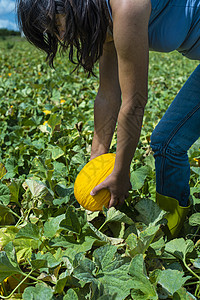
[90,182,106,196]
[108,196,118,208]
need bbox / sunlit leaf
[0,205,15,225]
[0,243,22,282]
[47,145,65,160]
[0,162,7,180]
[15,223,40,240]
[189,213,200,226]
[47,114,61,132]
[52,235,96,256]
[134,198,166,226]
[43,214,66,238]
[173,287,195,300]
[130,166,151,190]
[22,283,54,300]
[165,238,194,261]
[103,207,134,226]
[63,289,79,300]
[33,252,62,269]
[25,179,54,201]
[8,179,21,205]
[74,245,133,300]
[129,254,158,300]
[0,186,10,210]
[157,269,190,296]
[60,206,81,234]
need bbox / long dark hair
[16,0,110,73]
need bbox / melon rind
[74,153,116,211]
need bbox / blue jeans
[150,64,200,207]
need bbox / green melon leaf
[0,182,10,206]
[0,243,22,282]
[129,254,158,300]
[22,283,54,300]
[60,206,82,234]
[15,223,40,240]
[43,214,66,238]
[130,165,151,190]
[165,238,194,261]
[63,288,79,300]
[75,244,133,300]
[157,269,191,296]
[189,213,200,226]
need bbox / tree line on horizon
[0,28,20,37]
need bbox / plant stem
[0,270,33,299]
[8,208,21,219]
[65,154,71,185]
[98,222,106,232]
[195,282,200,298]
[21,274,43,283]
[184,281,200,286]
[183,258,200,281]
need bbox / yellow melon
[74,153,116,211]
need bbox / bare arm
[91,0,151,207]
[90,40,121,160]
[112,0,151,175]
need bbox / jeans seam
[159,102,200,194]
[162,102,200,153]
[160,153,165,194]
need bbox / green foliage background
[0,29,20,39]
[0,37,200,299]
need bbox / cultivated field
[0,37,200,299]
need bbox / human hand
[90,172,131,208]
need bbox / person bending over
[17,0,200,238]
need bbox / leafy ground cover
[0,37,200,299]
